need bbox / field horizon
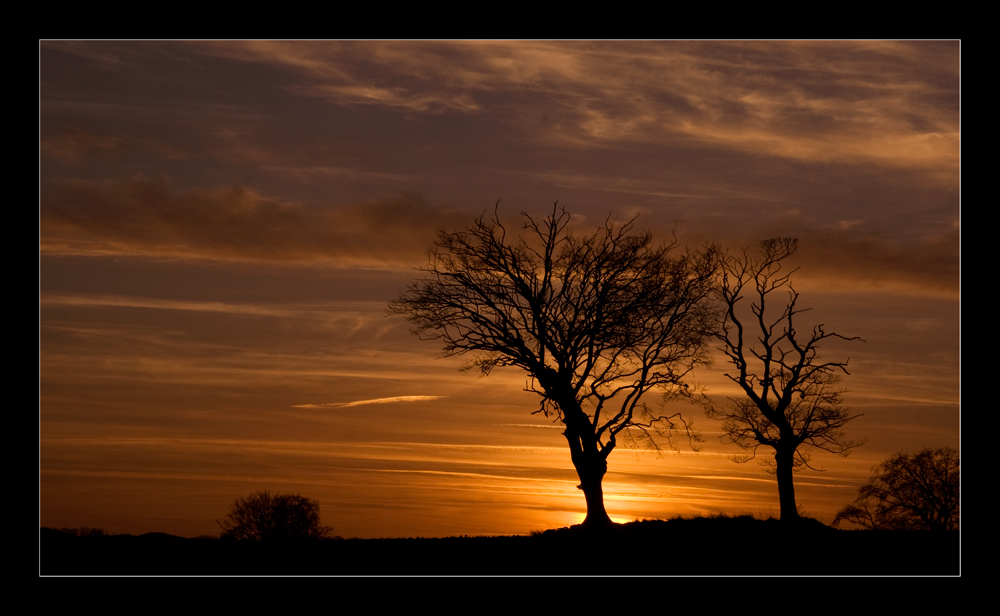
[40,514,960,576]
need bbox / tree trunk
[775,448,799,522]
[546,385,614,529]
[573,445,613,529]
[562,422,613,529]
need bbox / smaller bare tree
[834,447,959,531]
[708,238,864,521]
[218,490,333,541]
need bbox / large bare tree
[708,238,864,521]
[389,203,718,528]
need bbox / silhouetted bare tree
[218,490,332,541]
[834,447,959,531]
[389,202,719,528]
[707,238,864,521]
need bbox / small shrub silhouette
[217,490,333,541]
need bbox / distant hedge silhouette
[217,490,333,541]
[49,526,106,538]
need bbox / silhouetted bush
[834,447,959,531]
[217,490,333,541]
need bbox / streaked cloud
[40,178,468,267]
[293,395,447,409]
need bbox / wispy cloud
[293,395,447,409]
[41,293,303,317]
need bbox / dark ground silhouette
[40,516,959,575]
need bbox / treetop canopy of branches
[709,237,865,471]
[390,202,719,449]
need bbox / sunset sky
[40,41,959,538]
